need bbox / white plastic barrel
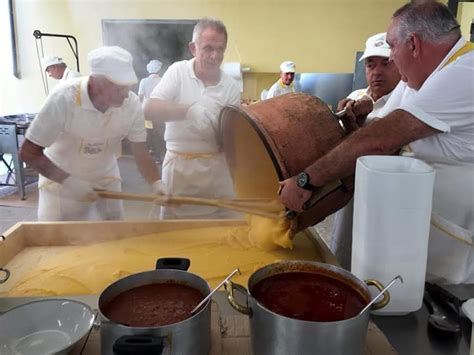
[351,156,435,315]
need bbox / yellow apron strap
[167,150,219,160]
[442,41,474,68]
[75,82,82,106]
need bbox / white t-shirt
[138,74,161,100]
[378,38,474,164]
[347,87,394,122]
[150,58,240,152]
[376,38,474,283]
[266,79,295,99]
[26,76,146,181]
[61,67,81,81]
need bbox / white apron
[153,97,237,219]
[38,83,125,221]
[38,175,123,221]
[158,149,236,219]
[423,159,474,284]
[411,42,474,284]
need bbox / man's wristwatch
[296,172,317,191]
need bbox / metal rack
[0,114,36,200]
[0,123,26,199]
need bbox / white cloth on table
[26,76,147,221]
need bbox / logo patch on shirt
[81,141,106,158]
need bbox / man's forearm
[144,98,190,124]
[129,141,160,184]
[20,139,69,183]
[305,109,436,187]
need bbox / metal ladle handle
[191,268,241,314]
[359,275,403,316]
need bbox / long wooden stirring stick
[97,190,284,219]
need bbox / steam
[102,20,195,92]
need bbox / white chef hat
[88,46,138,86]
[147,59,162,74]
[41,56,64,71]
[359,32,391,61]
[280,61,296,73]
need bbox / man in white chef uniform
[144,18,240,219]
[265,61,297,99]
[279,2,474,284]
[331,32,401,269]
[138,59,166,163]
[138,59,163,103]
[42,56,81,81]
[21,46,163,221]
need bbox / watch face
[297,172,308,187]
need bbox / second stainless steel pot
[226,260,389,355]
[98,258,211,355]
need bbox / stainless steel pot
[226,260,389,355]
[98,258,211,355]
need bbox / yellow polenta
[2,216,315,297]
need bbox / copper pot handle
[225,281,251,315]
[365,279,391,310]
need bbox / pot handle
[113,335,164,355]
[0,268,10,284]
[365,279,391,310]
[225,280,252,315]
[156,257,190,271]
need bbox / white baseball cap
[88,46,138,86]
[41,56,64,71]
[147,59,162,74]
[359,32,391,61]
[280,61,296,73]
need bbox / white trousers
[330,198,354,270]
[157,150,237,219]
[38,175,124,221]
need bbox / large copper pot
[219,93,353,232]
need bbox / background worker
[331,32,401,269]
[279,2,474,284]
[138,59,166,164]
[138,59,163,103]
[21,46,163,221]
[41,56,81,81]
[265,60,297,99]
[144,18,240,219]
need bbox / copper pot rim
[220,104,287,181]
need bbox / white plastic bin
[351,156,435,315]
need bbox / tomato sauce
[102,282,205,327]
[251,272,367,322]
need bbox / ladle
[424,290,461,334]
[191,268,241,315]
[461,299,474,354]
[358,275,403,316]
